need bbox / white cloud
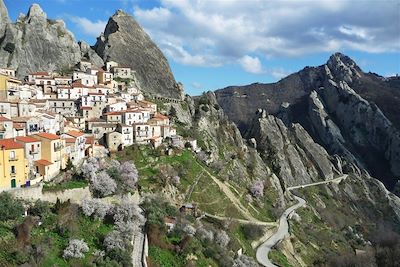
[239,55,264,74]
[131,0,399,69]
[70,17,107,38]
[269,68,291,79]
[191,82,202,89]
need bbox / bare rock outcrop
[247,110,335,187]
[94,10,183,99]
[0,3,82,78]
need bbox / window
[9,151,15,160]
[10,165,15,174]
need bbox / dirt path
[199,165,263,223]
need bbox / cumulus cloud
[239,55,264,74]
[70,17,107,38]
[132,0,399,69]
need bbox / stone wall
[9,184,91,204]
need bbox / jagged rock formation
[0,3,84,78]
[0,2,181,100]
[191,92,286,208]
[246,109,336,187]
[215,53,400,191]
[94,10,183,99]
[78,41,104,67]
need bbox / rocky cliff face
[94,10,183,99]
[246,109,336,187]
[0,2,181,100]
[215,53,400,192]
[0,3,86,78]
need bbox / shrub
[81,198,111,220]
[241,224,264,240]
[91,171,117,197]
[250,180,264,198]
[63,239,89,259]
[141,194,177,226]
[0,192,24,221]
[29,200,51,217]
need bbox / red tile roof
[104,111,122,116]
[35,132,60,140]
[35,159,52,166]
[0,116,11,122]
[152,113,169,120]
[64,138,76,143]
[0,139,24,149]
[16,136,40,143]
[30,72,50,76]
[66,130,84,138]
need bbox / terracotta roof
[64,138,76,143]
[0,116,11,122]
[35,132,60,140]
[72,82,94,88]
[30,72,50,76]
[0,139,24,149]
[80,106,92,110]
[104,111,122,116]
[153,113,169,120]
[66,130,84,138]
[35,159,52,166]
[88,92,104,96]
[85,136,94,144]
[16,136,40,143]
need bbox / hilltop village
[0,61,188,190]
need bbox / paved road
[256,195,306,267]
[256,175,348,267]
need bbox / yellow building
[34,132,66,180]
[0,139,28,189]
[0,74,22,101]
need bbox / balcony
[10,172,16,176]
[29,150,39,155]
[9,157,18,161]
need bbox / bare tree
[63,239,89,259]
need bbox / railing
[10,172,16,176]
[9,157,18,161]
[29,150,39,155]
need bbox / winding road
[256,175,348,267]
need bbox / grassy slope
[116,145,245,219]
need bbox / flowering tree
[233,255,259,267]
[112,197,145,224]
[90,171,117,197]
[63,239,89,259]
[81,157,100,179]
[118,161,139,189]
[171,175,180,186]
[81,198,111,220]
[196,226,214,242]
[215,230,230,247]
[104,221,135,251]
[250,180,264,198]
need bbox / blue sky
[5,0,400,95]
